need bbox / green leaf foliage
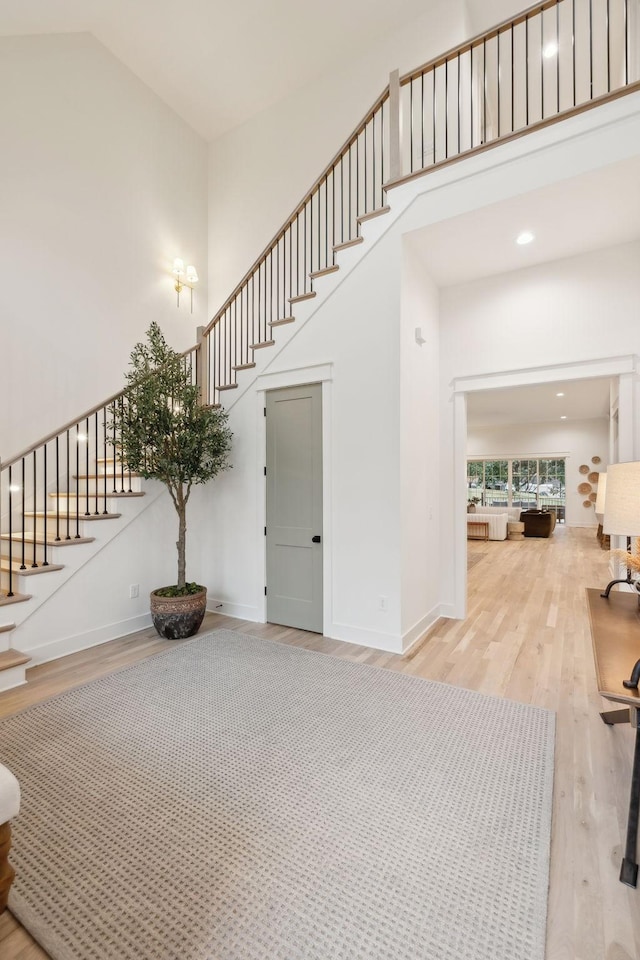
[112,322,232,589]
[116,322,232,489]
[154,582,204,598]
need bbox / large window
[467,458,566,520]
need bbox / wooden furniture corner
[0,821,15,913]
[467,520,489,541]
[586,588,640,888]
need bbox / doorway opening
[453,357,636,620]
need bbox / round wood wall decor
[592,456,601,464]
[589,492,597,502]
[578,482,592,494]
[583,499,593,507]
[588,471,599,483]
[579,464,589,474]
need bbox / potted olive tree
[114,322,232,639]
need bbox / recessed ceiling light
[556,392,565,397]
[543,41,558,59]
[560,415,567,420]
[516,231,535,245]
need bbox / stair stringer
[4,480,174,663]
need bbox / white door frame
[451,354,638,620]
[254,362,333,633]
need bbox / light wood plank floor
[0,526,638,959]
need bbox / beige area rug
[0,630,555,960]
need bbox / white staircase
[0,459,148,688]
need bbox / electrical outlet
[379,596,388,612]
[129,584,139,599]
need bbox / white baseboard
[24,612,154,665]
[0,666,28,692]
[328,621,403,654]
[402,606,442,654]
[438,603,458,619]
[206,600,263,622]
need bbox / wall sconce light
[173,258,199,313]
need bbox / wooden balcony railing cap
[400,0,563,85]
[203,85,391,336]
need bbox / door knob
[312,535,321,543]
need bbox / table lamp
[601,461,640,599]
[594,472,607,522]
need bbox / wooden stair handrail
[1,343,200,470]
[202,85,391,337]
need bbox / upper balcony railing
[397,0,638,179]
[201,0,639,404]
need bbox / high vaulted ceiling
[0,0,525,142]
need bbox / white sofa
[473,505,522,522]
[467,505,522,541]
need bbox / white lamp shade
[603,461,640,536]
[594,472,607,517]
[173,258,185,276]
[186,265,199,283]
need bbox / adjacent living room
[466,377,612,545]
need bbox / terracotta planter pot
[150,586,207,640]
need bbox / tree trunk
[176,488,186,589]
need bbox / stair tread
[217,383,239,391]
[269,317,295,327]
[0,624,15,634]
[250,340,275,350]
[289,292,316,304]
[0,592,32,607]
[232,363,256,371]
[50,491,144,499]
[0,533,95,547]
[0,649,31,669]
[74,473,141,480]
[309,265,339,279]
[24,512,122,521]
[0,559,64,576]
[356,205,390,224]
[333,237,364,252]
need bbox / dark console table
[586,588,640,887]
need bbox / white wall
[440,242,640,381]
[206,0,470,314]
[197,231,406,652]
[400,240,441,644]
[0,33,208,459]
[467,418,610,526]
